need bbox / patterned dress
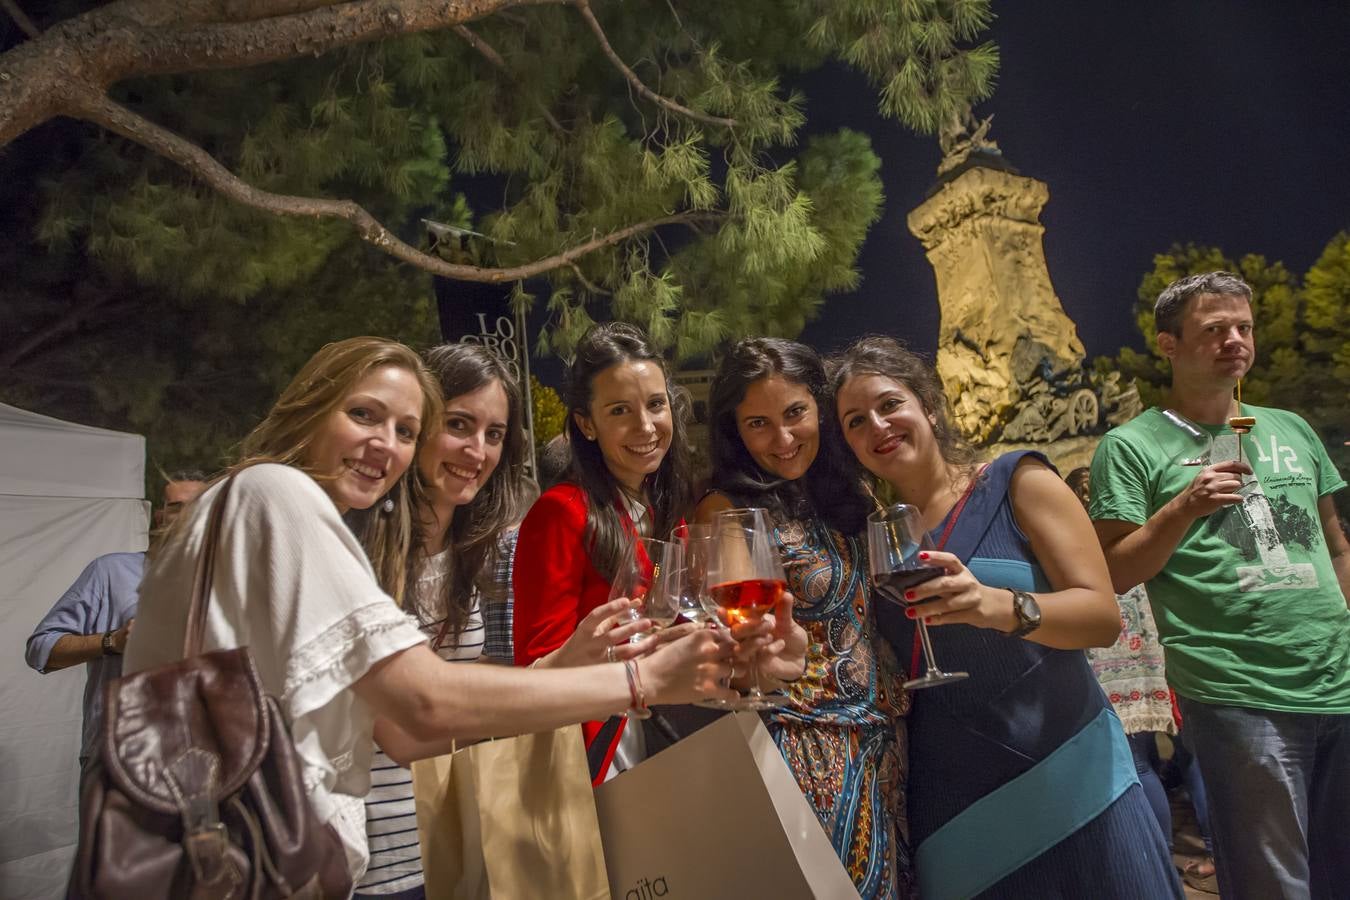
[767,515,912,899]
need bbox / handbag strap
[181,475,238,659]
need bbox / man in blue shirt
[25,472,207,772]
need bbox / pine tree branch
[1,0,40,39]
[571,0,736,129]
[453,22,566,134]
[65,87,725,285]
[0,0,567,148]
[568,262,611,296]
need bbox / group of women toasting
[123,320,1185,900]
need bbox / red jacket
[513,483,633,783]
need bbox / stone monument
[907,110,1139,471]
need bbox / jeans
[1178,698,1350,900]
[1127,732,1172,851]
[1173,728,1213,855]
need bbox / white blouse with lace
[124,463,428,883]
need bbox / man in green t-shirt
[1090,271,1350,900]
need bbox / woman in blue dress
[698,338,911,899]
[831,336,1182,900]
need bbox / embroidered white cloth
[124,464,428,882]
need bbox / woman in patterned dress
[697,337,912,899]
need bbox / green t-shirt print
[1089,405,1350,714]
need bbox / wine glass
[680,520,745,712]
[607,536,683,720]
[867,503,969,690]
[1162,408,1256,495]
[674,522,735,710]
[671,522,717,625]
[706,508,790,711]
[1161,409,1214,468]
[608,536,684,636]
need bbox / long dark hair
[707,337,869,535]
[827,336,980,490]
[564,322,692,581]
[414,343,533,639]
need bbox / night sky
[796,0,1350,362]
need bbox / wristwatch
[1007,589,1042,638]
[102,630,120,656]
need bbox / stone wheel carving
[1068,389,1099,434]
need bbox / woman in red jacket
[513,322,695,782]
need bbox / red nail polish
[919,552,929,560]
[924,617,933,625]
[904,590,916,601]
[905,608,916,619]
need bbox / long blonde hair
[232,336,444,602]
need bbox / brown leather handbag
[70,477,354,899]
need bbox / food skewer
[1228,378,1255,473]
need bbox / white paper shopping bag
[593,712,860,900]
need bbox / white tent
[0,403,148,900]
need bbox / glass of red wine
[867,503,969,690]
[706,508,790,711]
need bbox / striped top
[356,548,484,894]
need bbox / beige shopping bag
[412,725,611,900]
[594,712,861,900]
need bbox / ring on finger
[605,645,615,663]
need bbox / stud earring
[381,497,395,514]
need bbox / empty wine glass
[1161,409,1214,468]
[608,536,684,632]
[607,536,683,720]
[674,522,735,710]
[867,503,969,690]
[671,522,716,625]
[1162,408,1256,495]
[706,508,790,711]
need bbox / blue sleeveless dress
[875,452,1181,899]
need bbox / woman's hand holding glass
[897,550,1019,633]
[725,590,808,690]
[640,625,739,706]
[867,502,968,688]
[536,597,657,669]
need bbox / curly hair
[828,335,980,491]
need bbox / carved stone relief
[908,165,1091,443]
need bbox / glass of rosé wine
[706,508,790,711]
